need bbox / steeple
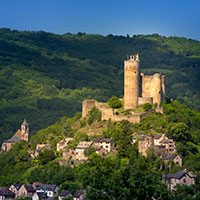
[22,119,29,126]
[21,119,29,142]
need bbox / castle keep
[124,54,165,109]
[82,54,165,123]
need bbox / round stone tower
[124,54,140,110]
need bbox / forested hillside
[0,28,200,144]
[0,100,200,199]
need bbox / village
[0,55,197,199]
[0,117,196,199]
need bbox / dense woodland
[0,29,200,144]
[0,100,200,199]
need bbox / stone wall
[138,97,153,106]
[141,73,165,105]
[114,114,141,123]
[82,100,97,117]
[82,100,158,124]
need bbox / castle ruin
[124,54,165,109]
[82,54,165,123]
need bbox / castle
[82,54,165,123]
[124,54,165,109]
[1,119,29,152]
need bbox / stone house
[32,192,48,200]
[153,134,166,146]
[163,171,195,191]
[138,134,155,157]
[9,184,23,195]
[0,187,15,200]
[94,146,106,156]
[75,141,93,161]
[132,135,143,144]
[63,148,75,160]
[32,182,42,191]
[162,154,182,167]
[73,190,86,200]
[1,119,29,153]
[138,134,176,157]
[17,184,36,198]
[58,190,72,200]
[35,143,50,157]
[36,184,58,198]
[57,138,73,151]
[159,138,176,154]
[92,137,114,154]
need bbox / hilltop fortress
[124,54,165,109]
[82,54,165,123]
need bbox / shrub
[143,103,152,111]
[88,107,101,125]
[108,96,122,108]
[84,147,96,157]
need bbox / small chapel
[1,119,29,153]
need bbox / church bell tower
[21,119,29,142]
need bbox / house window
[183,178,186,183]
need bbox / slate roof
[162,154,179,160]
[36,144,50,152]
[93,137,113,143]
[59,190,72,197]
[73,190,86,198]
[37,192,48,198]
[76,141,93,149]
[12,183,23,190]
[22,119,29,126]
[164,171,186,180]
[24,184,36,193]
[5,136,22,143]
[160,138,170,144]
[0,187,15,198]
[58,138,73,145]
[38,184,57,192]
[154,134,163,139]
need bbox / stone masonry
[124,54,165,109]
[82,54,165,123]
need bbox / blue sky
[0,0,200,40]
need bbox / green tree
[117,120,133,158]
[108,96,122,108]
[84,147,96,157]
[167,122,192,142]
[37,149,56,165]
[88,107,101,125]
[143,103,152,111]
